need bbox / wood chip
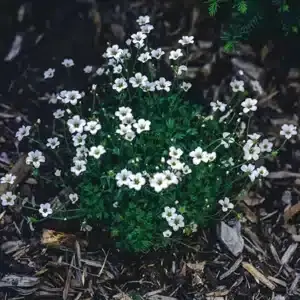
[63,255,75,300]
[220,256,243,280]
[242,262,276,290]
[268,171,300,179]
[284,203,300,222]
[268,276,287,287]
[281,243,298,265]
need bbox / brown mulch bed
[1,1,300,299]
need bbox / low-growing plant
[207,0,300,51]
[0,16,297,252]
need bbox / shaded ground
[1,1,300,299]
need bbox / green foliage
[207,0,300,51]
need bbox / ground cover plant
[0,16,298,252]
[207,0,300,51]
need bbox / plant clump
[0,16,297,252]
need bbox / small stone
[281,190,292,205]
[218,221,244,257]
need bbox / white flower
[169,49,183,60]
[243,141,261,161]
[76,146,88,157]
[131,31,147,45]
[129,73,148,88]
[63,90,82,105]
[106,45,123,59]
[182,164,192,175]
[16,125,31,141]
[71,160,86,176]
[121,114,135,125]
[241,98,258,114]
[113,64,122,74]
[1,191,16,206]
[124,130,136,141]
[67,115,86,134]
[115,107,132,121]
[248,133,261,141]
[128,173,146,190]
[89,145,106,159]
[151,48,165,59]
[230,79,245,92]
[190,221,198,233]
[280,124,297,139]
[40,92,57,104]
[72,133,87,147]
[26,150,45,168]
[116,169,133,187]
[259,139,273,152]
[207,152,216,162]
[162,206,176,221]
[112,78,128,92]
[150,173,168,192]
[141,24,154,33]
[189,147,209,165]
[69,193,79,204]
[138,52,151,63]
[141,81,156,92]
[133,119,151,133]
[136,15,150,26]
[62,58,74,67]
[218,197,234,212]
[178,36,194,45]
[256,166,269,177]
[0,173,16,185]
[116,124,132,136]
[54,169,61,177]
[221,132,234,148]
[169,146,183,159]
[250,80,263,94]
[241,164,257,182]
[46,137,60,149]
[44,68,55,79]
[83,65,93,73]
[163,230,172,237]
[180,82,192,91]
[155,77,171,92]
[177,65,187,75]
[39,203,53,217]
[163,170,179,185]
[167,158,184,170]
[84,120,101,135]
[96,67,105,76]
[113,201,119,208]
[53,109,65,119]
[107,58,116,66]
[168,214,185,231]
[210,100,227,112]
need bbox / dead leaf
[187,261,206,272]
[239,203,258,223]
[242,262,275,290]
[284,203,300,222]
[243,193,265,207]
[41,229,76,248]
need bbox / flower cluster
[1,15,297,252]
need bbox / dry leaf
[41,229,76,248]
[243,194,265,207]
[187,261,206,272]
[284,203,300,222]
[242,262,275,290]
[239,203,258,223]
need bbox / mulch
[1,0,300,299]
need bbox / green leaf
[208,0,220,16]
[237,1,247,14]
